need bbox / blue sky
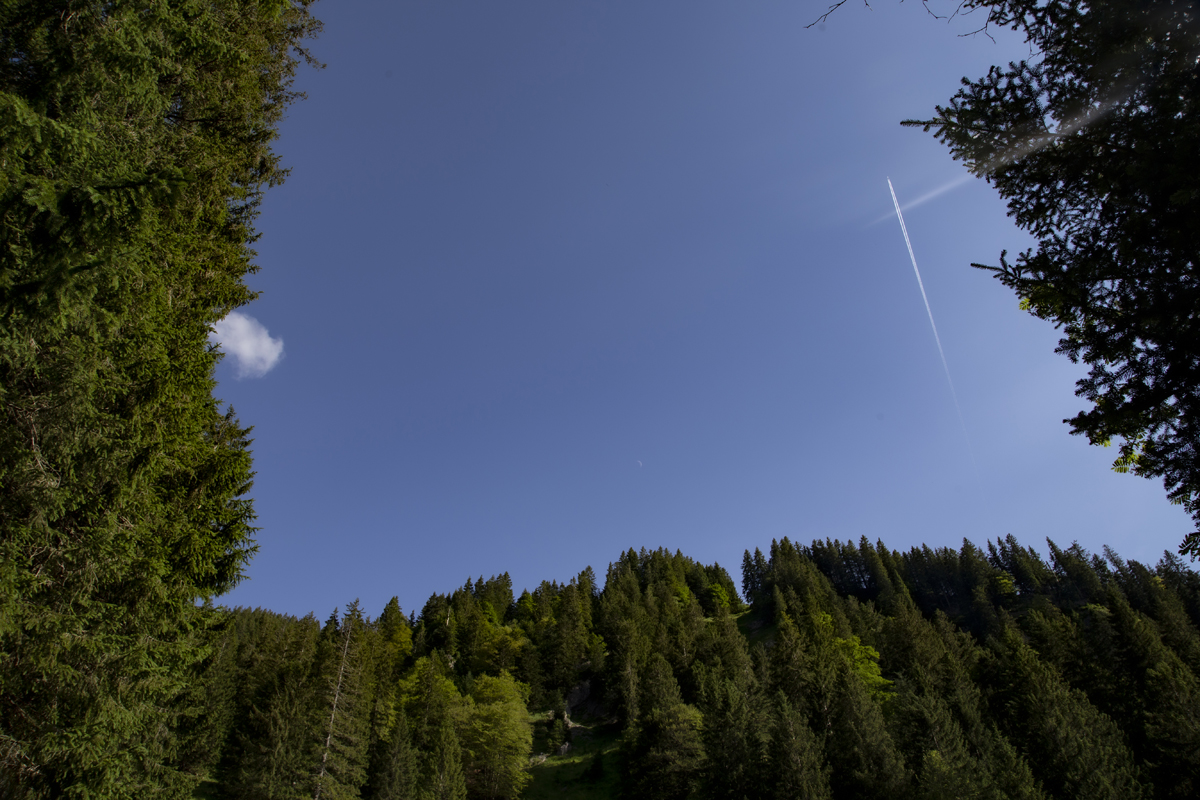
[211,0,1192,620]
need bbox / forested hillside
[193,538,1200,800]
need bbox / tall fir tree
[220,612,323,800]
[0,2,320,796]
[315,603,377,800]
[984,621,1147,800]
[422,720,467,800]
[366,714,418,800]
[765,694,831,800]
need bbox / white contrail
[887,178,973,460]
[870,172,973,226]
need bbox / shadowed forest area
[188,537,1200,799]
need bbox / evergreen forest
[5,1,1200,798]
[186,536,1200,800]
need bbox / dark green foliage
[368,714,418,800]
[423,719,467,800]
[217,610,324,800]
[188,539,1199,799]
[985,622,1146,800]
[0,1,320,796]
[900,0,1200,552]
[765,695,830,800]
[620,682,704,800]
[315,603,377,800]
[695,665,765,800]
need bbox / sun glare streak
[871,84,1137,227]
[870,172,975,226]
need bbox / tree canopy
[0,1,320,796]
[859,0,1200,554]
[187,537,1200,799]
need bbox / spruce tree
[314,602,376,800]
[221,612,323,800]
[984,622,1147,800]
[368,714,418,800]
[766,695,830,800]
[422,720,467,800]
[0,2,320,796]
[902,0,1200,548]
[696,663,766,800]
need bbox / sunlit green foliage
[178,537,1199,799]
[0,1,320,796]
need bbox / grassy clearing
[735,608,776,649]
[522,716,622,800]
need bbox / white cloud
[209,311,284,378]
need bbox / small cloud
[209,311,284,378]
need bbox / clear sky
[211,0,1193,621]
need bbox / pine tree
[368,714,418,800]
[422,720,467,800]
[0,2,320,796]
[765,694,830,800]
[902,0,1200,548]
[314,602,376,800]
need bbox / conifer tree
[314,602,376,800]
[176,610,242,776]
[880,605,1045,800]
[0,2,320,795]
[695,662,766,800]
[901,0,1200,548]
[544,582,588,691]
[221,612,324,800]
[625,702,706,800]
[985,622,1147,800]
[742,549,767,607]
[367,714,418,800]
[363,598,412,788]
[398,654,466,798]
[456,673,533,800]
[597,565,653,721]
[765,695,831,800]
[422,720,467,800]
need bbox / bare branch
[805,1,857,29]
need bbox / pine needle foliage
[0,1,320,796]
[193,537,1200,799]
[898,0,1200,552]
